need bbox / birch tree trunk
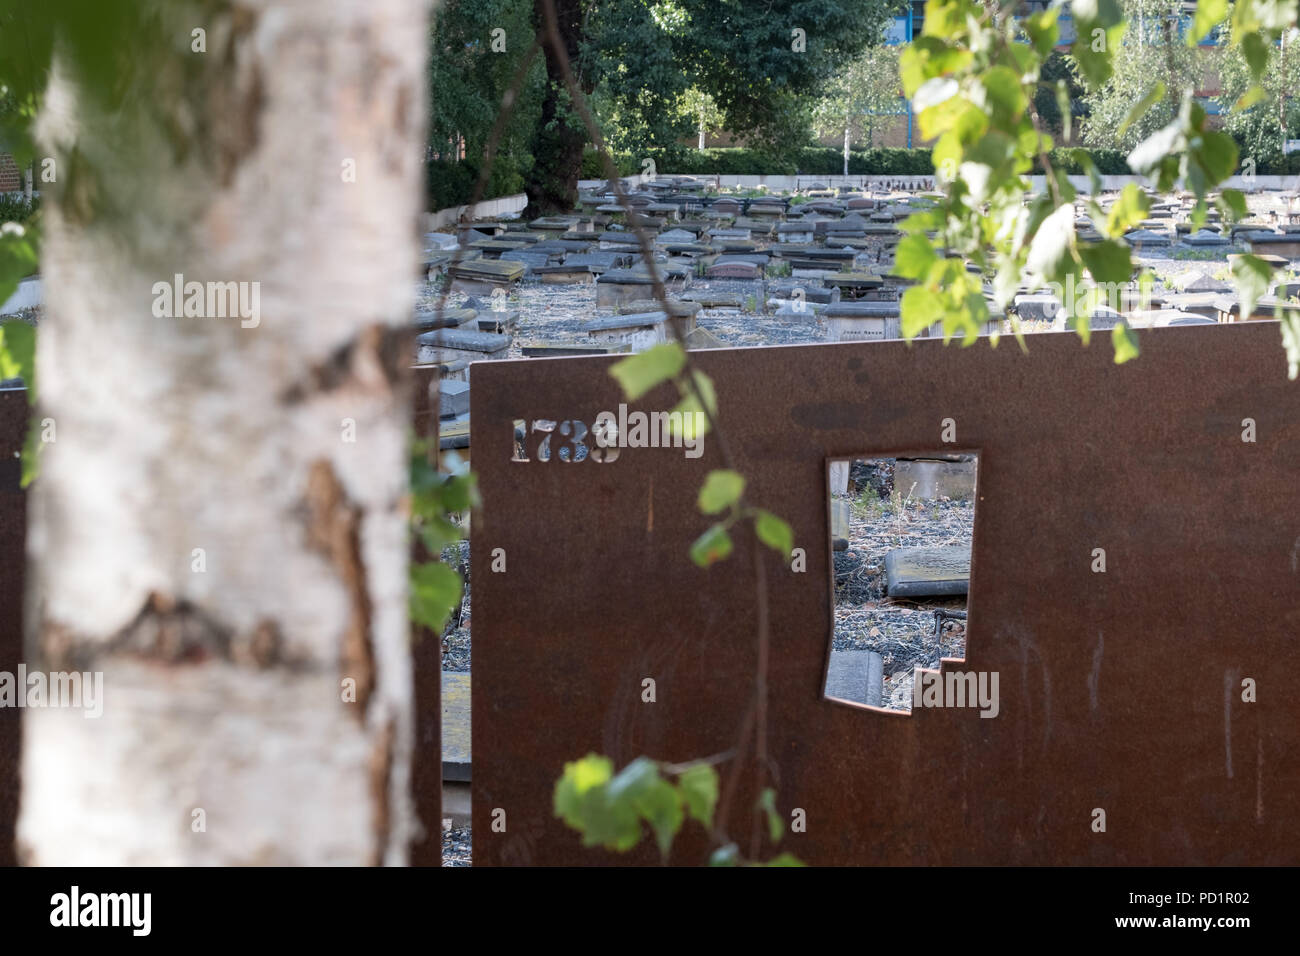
[18,0,427,865]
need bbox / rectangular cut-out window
[824,453,978,712]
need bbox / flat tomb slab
[884,546,971,597]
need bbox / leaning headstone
[824,649,884,708]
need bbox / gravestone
[824,650,884,708]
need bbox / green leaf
[553,754,642,852]
[1189,0,1228,44]
[1079,240,1132,284]
[1232,253,1273,325]
[1218,189,1248,222]
[1118,82,1165,140]
[892,233,939,280]
[1111,321,1139,364]
[697,469,745,515]
[1026,203,1075,285]
[1242,32,1270,80]
[409,561,462,632]
[609,343,685,401]
[677,764,719,829]
[1233,84,1266,113]
[633,777,683,858]
[756,852,806,867]
[1024,9,1060,56]
[900,283,944,339]
[757,787,783,844]
[0,320,36,392]
[977,67,1026,124]
[690,523,733,567]
[1104,183,1150,238]
[1193,131,1238,186]
[754,509,793,558]
[668,369,717,442]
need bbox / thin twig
[538,0,774,854]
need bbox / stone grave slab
[416,328,511,366]
[582,311,669,350]
[884,545,971,597]
[706,261,761,281]
[414,307,477,331]
[595,269,655,307]
[439,379,470,419]
[1012,294,1063,323]
[684,327,726,350]
[518,340,631,357]
[680,291,743,309]
[1246,232,1300,258]
[442,672,471,782]
[475,310,519,334]
[1125,309,1215,328]
[1123,229,1172,250]
[825,307,901,342]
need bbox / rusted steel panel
[410,365,442,866]
[470,323,1298,865]
[0,388,25,866]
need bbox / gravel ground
[832,460,974,712]
[441,824,471,867]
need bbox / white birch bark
[17,0,428,865]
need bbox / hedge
[432,142,1300,210]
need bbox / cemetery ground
[409,176,1300,865]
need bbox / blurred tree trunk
[18,0,427,865]
[527,0,590,214]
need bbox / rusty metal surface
[0,388,26,866]
[410,364,442,866]
[470,323,1300,865]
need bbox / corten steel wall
[0,388,25,866]
[470,322,1298,866]
[410,365,443,866]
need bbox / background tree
[12,0,425,865]
[528,0,896,211]
[1076,0,1203,152]
[1216,23,1300,163]
[812,45,904,173]
[428,0,544,199]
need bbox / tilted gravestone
[469,322,1300,865]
